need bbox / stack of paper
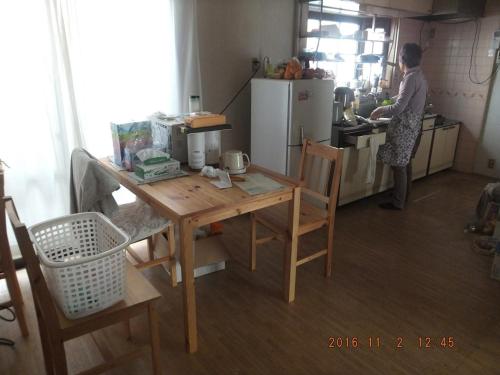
[233,173,284,196]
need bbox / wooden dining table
[99,159,301,353]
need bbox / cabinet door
[339,147,393,206]
[429,127,447,174]
[443,125,459,168]
[429,125,459,174]
[357,0,432,14]
[411,130,432,180]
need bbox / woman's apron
[377,109,422,167]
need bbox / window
[0,0,183,254]
[299,1,393,90]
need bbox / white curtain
[0,0,200,254]
[172,0,202,111]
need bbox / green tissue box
[134,159,180,180]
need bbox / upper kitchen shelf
[299,32,393,43]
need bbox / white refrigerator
[251,78,334,178]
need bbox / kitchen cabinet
[428,124,460,175]
[339,146,393,206]
[357,0,432,15]
[412,115,437,180]
[412,130,433,180]
[338,119,460,206]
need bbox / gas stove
[331,116,390,147]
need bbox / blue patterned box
[110,121,152,169]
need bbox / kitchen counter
[341,114,458,148]
[434,119,460,128]
[338,115,460,206]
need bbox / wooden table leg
[179,218,198,353]
[167,224,178,287]
[249,213,257,271]
[284,187,300,303]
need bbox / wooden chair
[249,139,343,284]
[5,196,163,375]
[70,148,178,287]
[0,162,29,337]
[126,222,178,288]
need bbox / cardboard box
[154,233,229,282]
[185,113,226,128]
[134,159,180,180]
[110,121,152,168]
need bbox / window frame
[296,3,394,88]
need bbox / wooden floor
[2,171,500,375]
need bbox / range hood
[413,0,486,21]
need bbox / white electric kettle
[221,150,250,175]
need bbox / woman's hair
[399,43,422,68]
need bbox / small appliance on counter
[185,95,225,170]
[356,94,378,118]
[332,101,343,125]
[187,132,205,170]
[149,113,188,163]
[331,87,373,148]
[334,86,355,110]
[220,150,250,175]
[334,87,356,126]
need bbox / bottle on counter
[353,89,360,113]
[187,95,204,170]
[189,95,201,114]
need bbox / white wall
[474,70,500,177]
[196,0,295,153]
[473,0,500,177]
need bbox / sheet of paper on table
[234,173,284,196]
[210,170,232,189]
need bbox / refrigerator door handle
[300,126,304,145]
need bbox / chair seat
[57,261,161,340]
[254,200,328,236]
[110,200,170,243]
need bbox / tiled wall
[398,8,500,173]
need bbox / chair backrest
[0,162,12,269]
[70,148,120,215]
[4,196,60,332]
[0,163,5,266]
[297,139,343,214]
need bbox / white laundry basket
[29,212,130,319]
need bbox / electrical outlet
[488,159,496,169]
[251,58,260,73]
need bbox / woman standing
[370,43,428,210]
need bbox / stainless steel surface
[334,87,355,110]
[332,101,343,124]
[357,95,378,118]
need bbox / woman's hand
[370,107,385,120]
